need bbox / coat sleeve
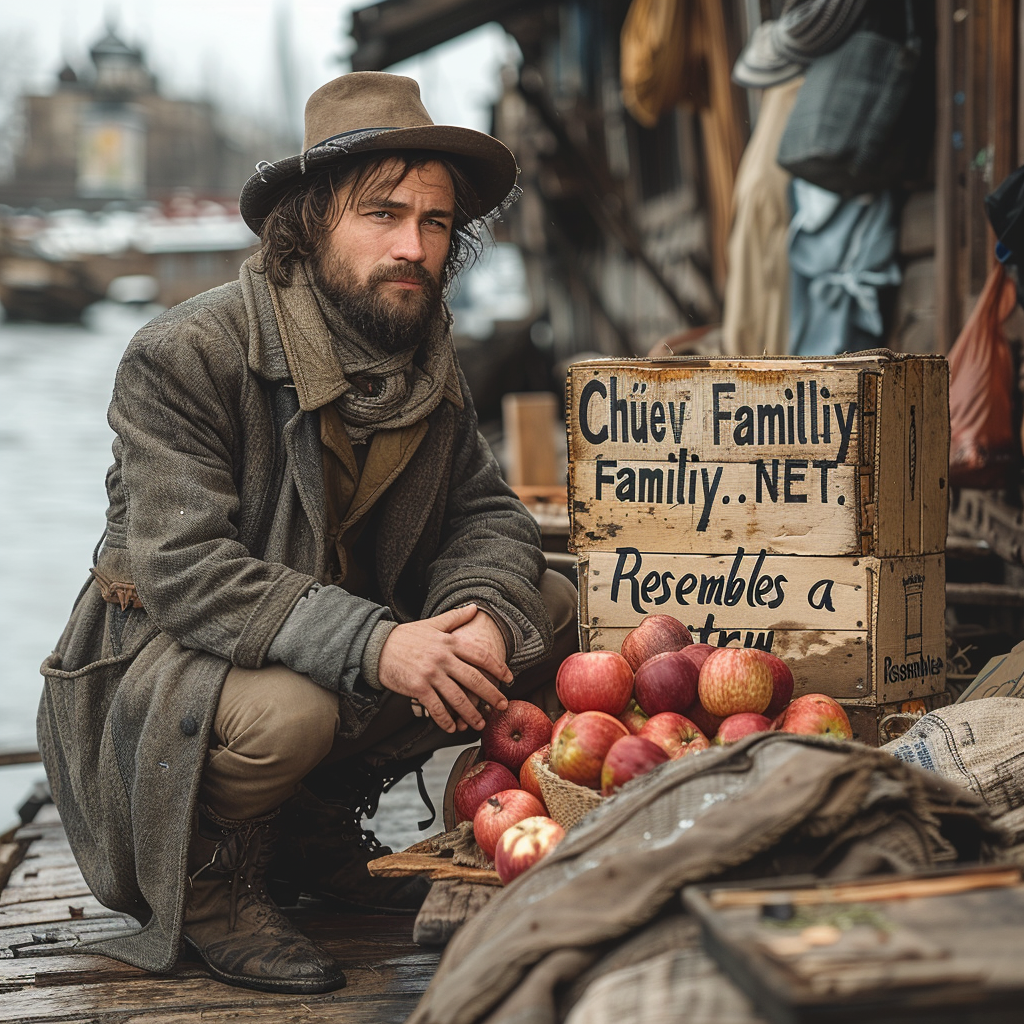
[419,376,554,671]
[109,315,389,673]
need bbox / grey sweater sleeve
[267,584,393,694]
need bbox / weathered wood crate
[566,353,950,744]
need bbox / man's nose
[390,221,426,263]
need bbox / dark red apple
[454,760,519,823]
[555,650,634,715]
[549,710,629,789]
[551,710,576,745]
[519,743,551,806]
[494,815,565,884]
[698,648,773,717]
[617,699,649,735]
[679,643,718,673]
[639,712,709,758]
[472,789,546,860]
[481,699,553,773]
[772,694,852,740]
[600,735,669,795]
[714,713,771,745]
[633,650,699,716]
[752,651,795,719]
[620,614,693,671]
[684,697,725,739]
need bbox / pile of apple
[454,615,853,886]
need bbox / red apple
[494,815,565,884]
[698,648,773,717]
[679,643,718,673]
[600,735,669,795]
[555,651,634,715]
[453,760,519,823]
[549,710,629,789]
[617,699,649,735]
[633,650,699,716]
[551,710,576,745]
[684,697,725,739]
[772,694,852,740]
[714,713,771,745]
[639,712,710,758]
[620,614,693,671]
[481,700,553,773]
[473,789,546,860]
[752,651,795,719]
[519,743,551,805]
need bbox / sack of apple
[455,615,853,885]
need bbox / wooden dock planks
[0,802,441,1022]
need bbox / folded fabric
[408,732,1002,1024]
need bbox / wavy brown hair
[258,151,486,290]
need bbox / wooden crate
[567,354,948,557]
[566,353,950,736]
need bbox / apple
[714,713,771,745]
[620,614,693,671]
[549,710,629,789]
[679,643,718,673]
[697,648,773,717]
[633,650,699,716]
[453,760,520,823]
[519,743,551,805]
[617,699,649,735]
[772,694,852,740]
[555,651,634,715]
[753,651,795,719]
[600,735,669,795]
[683,697,724,740]
[481,699,553,773]
[473,789,546,860]
[551,710,576,745]
[494,815,565,884]
[639,712,710,758]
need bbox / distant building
[0,25,285,211]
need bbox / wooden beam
[0,748,41,769]
[935,0,958,352]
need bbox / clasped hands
[376,604,512,733]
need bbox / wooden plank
[0,748,41,768]
[902,358,924,554]
[935,0,958,352]
[0,894,112,930]
[412,880,497,947]
[580,550,871,633]
[875,360,906,556]
[582,626,869,700]
[920,358,951,553]
[501,391,559,488]
[570,459,861,555]
[567,363,868,464]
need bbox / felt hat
[239,72,519,234]
[732,0,869,89]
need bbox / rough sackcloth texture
[36,252,552,973]
[408,732,1004,1024]
[882,698,1024,843]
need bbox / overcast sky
[1,0,515,137]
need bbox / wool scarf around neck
[248,258,461,442]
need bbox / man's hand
[377,604,512,733]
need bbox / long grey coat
[37,271,551,972]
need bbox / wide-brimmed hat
[733,0,869,89]
[239,72,518,235]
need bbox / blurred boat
[0,197,258,322]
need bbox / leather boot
[183,805,347,993]
[270,757,431,913]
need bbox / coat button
[180,715,198,737]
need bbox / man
[38,73,577,995]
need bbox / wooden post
[502,392,559,488]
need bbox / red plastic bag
[948,263,1018,488]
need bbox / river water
[0,302,461,847]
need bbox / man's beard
[312,251,444,354]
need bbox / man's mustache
[369,264,436,288]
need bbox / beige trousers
[199,570,578,820]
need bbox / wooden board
[579,552,946,705]
[566,356,948,559]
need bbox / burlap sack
[536,762,604,831]
[881,698,1024,831]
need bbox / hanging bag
[777,0,921,197]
